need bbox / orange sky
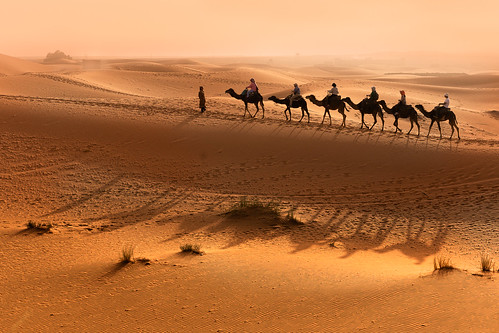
[3,0,499,58]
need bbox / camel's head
[225,88,234,94]
[268,96,277,101]
[305,95,314,100]
[415,104,424,110]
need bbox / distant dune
[0,53,49,75]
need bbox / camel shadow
[84,191,190,231]
[375,220,451,264]
[42,175,123,217]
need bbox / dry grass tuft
[480,253,495,272]
[26,220,53,231]
[120,245,135,263]
[180,243,204,255]
[433,256,455,271]
[226,197,281,218]
[284,208,304,225]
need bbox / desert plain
[0,53,498,332]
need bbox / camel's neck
[417,106,432,118]
[343,98,360,110]
[378,101,393,114]
[228,90,243,100]
[308,96,323,107]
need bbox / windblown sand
[1,54,498,332]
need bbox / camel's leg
[306,109,310,123]
[321,108,327,124]
[341,112,346,127]
[369,114,377,130]
[284,107,289,121]
[260,101,265,119]
[407,119,414,135]
[427,120,435,137]
[253,103,259,118]
[393,119,398,133]
[360,114,366,129]
[454,121,460,140]
[299,109,306,123]
[437,121,442,139]
[380,113,384,131]
[415,119,420,136]
[328,110,332,126]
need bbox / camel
[378,100,420,136]
[415,105,460,139]
[305,95,348,126]
[225,88,265,118]
[342,97,384,131]
[268,95,310,123]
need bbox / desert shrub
[284,207,303,225]
[480,253,495,272]
[26,220,52,231]
[433,256,455,271]
[226,197,280,218]
[180,243,203,255]
[120,245,135,263]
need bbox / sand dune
[0,53,50,75]
[1,55,498,332]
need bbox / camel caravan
[224,80,460,140]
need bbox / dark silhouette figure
[198,86,206,113]
[305,94,349,126]
[378,100,420,135]
[268,95,310,123]
[225,88,265,118]
[415,104,460,140]
[342,97,384,131]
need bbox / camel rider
[327,83,340,102]
[327,83,339,97]
[246,78,258,98]
[399,90,406,105]
[289,83,302,105]
[369,87,379,102]
[438,93,450,110]
[364,86,378,106]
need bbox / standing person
[439,93,450,109]
[246,78,258,98]
[289,83,302,105]
[198,86,206,113]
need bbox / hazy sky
[3,0,499,57]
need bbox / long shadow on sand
[166,203,453,264]
[41,175,123,217]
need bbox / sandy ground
[0,54,498,332]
